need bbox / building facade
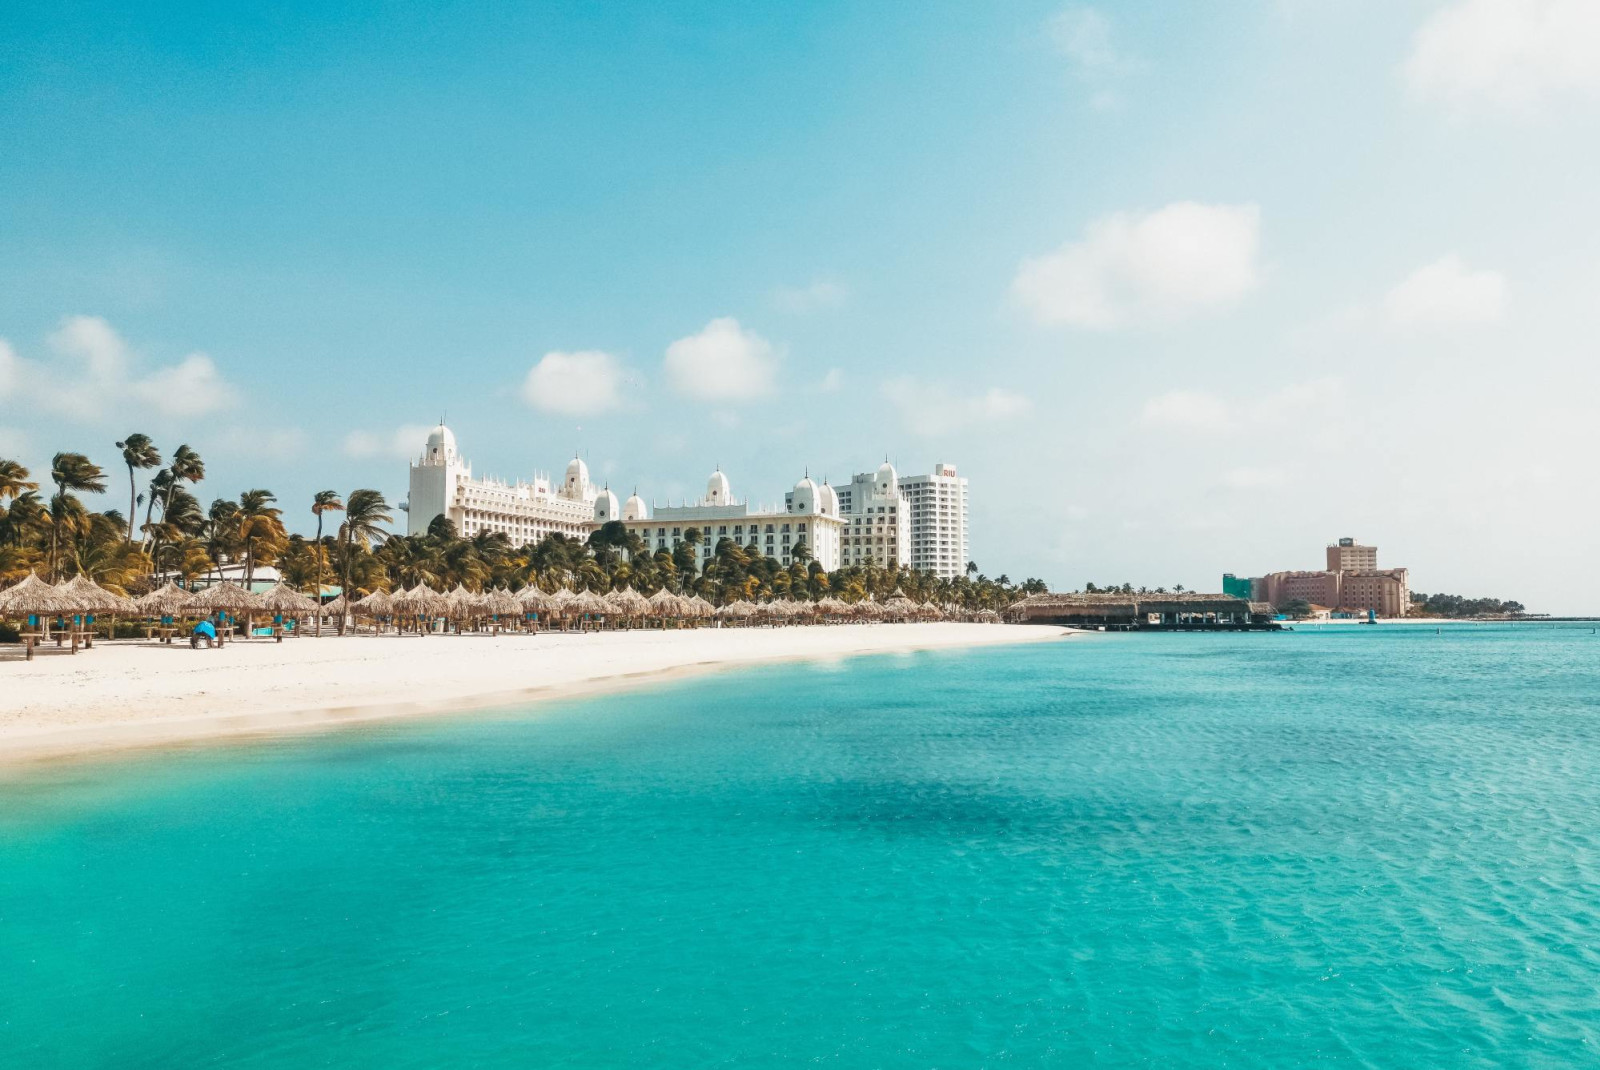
[614,470,843,574]
[406,425,842,572]
[787,460,969,579]
[901,463,969,579]
[407,425,597,542]
[1246,536,1410,617]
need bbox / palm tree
[48,452,108,580]
[237,489,285,588]
[311,490,344,635]
[116,434,161,543]
[339,489,392,595]
[147,444,205,575]
[0,458,37,503]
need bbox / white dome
[594,487,620,522]
[875,461,898,493]
[706,468,732,504]
[424,423,456,461]
[623,493,648,522]
[819,482,839,516]
[790,475,818,514]
[566,456,589,485]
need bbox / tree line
[0,437,1045,609]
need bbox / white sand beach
[0,623,1070,765]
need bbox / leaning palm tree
[115,433,161,543]
[146,444,204,576]
[310,490,344,635]
[0,458,38,503]
[49,452,108,580]
[237,489,284,589]
[338,489,392,597]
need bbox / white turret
[875,460,898,497]
[818,481,839,517]
[623,490,648,522]
[562,455,593,501]
[594,485,620,523]
[706,467,732,505]
[422,423,457,466]
[790,474,818,514]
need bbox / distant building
[408,424,964,578]
[616,469,844,574]
[407,424,596,542]
[1326,537,1378,572]
[1250,536,1410,618]
[790,460,970,580]
[902,464,969,580]
[1221,573,1255,600]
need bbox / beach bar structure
[1006,592,1280,631]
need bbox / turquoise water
[4,625,1600,1068]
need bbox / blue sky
[3,1,1599,609]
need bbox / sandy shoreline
[0,623,1071,767]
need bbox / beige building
[1326,537,1379,572]
[1258,536,1409,618]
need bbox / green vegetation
[1,439,1042,610]
[1409,592,1527,618]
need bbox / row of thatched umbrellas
[1,571,1002,652]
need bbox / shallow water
[3,624,1599,1068]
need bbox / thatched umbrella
[0,573,72,624]
[355,588,394,617]
[516,585,552,613]
[134,580,190,618]
[323,592,352,618]
[57,574,136,615]
[645,588,685,625]
[853,600,884,620]
[572,588,609,619]
[483,588,521,618]
[392,582,444,633]
[259,582,319,617]
[186,581,264,641]
[689,595,716,619]
[882,593,918,621]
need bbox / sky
[3,0,1599,611]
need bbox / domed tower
[875,460,898,498]
[705,467,732,506]
[789,474,818,514]
[818,480,839,517]
[623,489,648,522]
[561,455,595,502]
[594,485,621,524]
[408,422,469,536]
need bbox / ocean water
[3,625,1600,1069]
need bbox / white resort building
[406,425,847,573]
[407,425,968,577]
[407,424,598,542]
[614,469,844,573]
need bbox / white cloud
[12,315,239,420]
[1013,202,1261,329]
[882,377,1031,436]
[1384,256,1508,328]
[344,424,435,460]
[1140,390,1232,431]
[1405,0,1600,111]
[664,317,779,401]
[771,279,848,314]
[1140,378,1342,434]
[820,368,844,392]
[130,353,239,416]
[521,349,625,415]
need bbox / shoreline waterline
[0,623,1074,768]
